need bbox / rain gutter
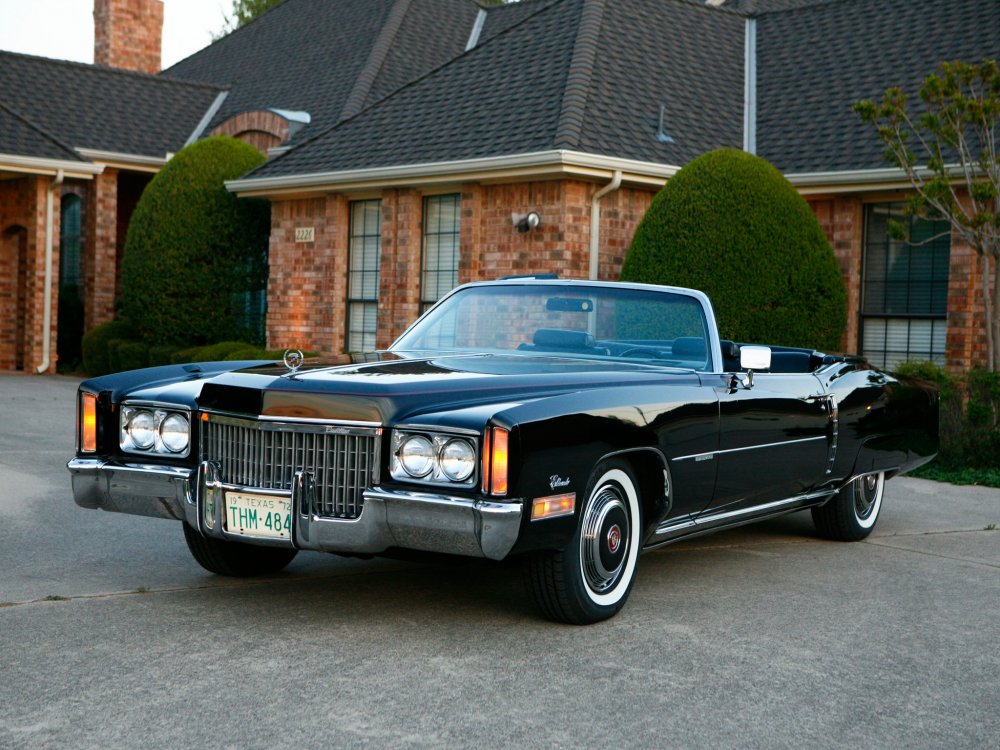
[589,170,622,280]
[37,169,65,374]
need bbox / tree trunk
[991,254,1000,373]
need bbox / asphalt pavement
[1,373,998,749]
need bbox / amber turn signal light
[489,427,509,496]
[81,393,98,453]
[531,493,576,521]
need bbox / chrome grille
[200,414,381,519]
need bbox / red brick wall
[377,189,422,348]
[83,169,119,332]
[808,196,863,355]
[945,236,986,370]
[94,0,163,74]
[0,176,59,372]
[806,195,995,370]
[597,187,655,281]
[266,196,347,356]
[266,179,997,371]
[212,111,293,154]
[456,180,657,287]
[0,178,33,371]
[267,179,659,354]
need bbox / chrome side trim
[650,488,837,541]
[673,435,827,463]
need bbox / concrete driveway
[1,373,998,749]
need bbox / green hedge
[896,362,1000,471]
[81,319,137,375]
[621,148,847,351]
[120,136,270,348]
[81,323,284,375]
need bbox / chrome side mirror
[734,345,771,389]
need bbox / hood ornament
[283,349,304,375]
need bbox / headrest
[534,328,596,349]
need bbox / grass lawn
[908,463,1000,488]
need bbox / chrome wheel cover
[580,483,630,594]
[853,472,884,529]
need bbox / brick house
[1,0,998,374]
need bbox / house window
[347,199,382,352]
[59,194,82,287]
[421,194,460,312]
[861,203,950,369]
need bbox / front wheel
[183,524,298,577]
[811,472,885,541]
[526,460,642,624]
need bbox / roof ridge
[338,0,414,123]
[0,100,85,162]
[553,0,604,150]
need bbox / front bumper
[67,457,522,560]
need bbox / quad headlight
[120,404,191,457]
[391,430,477,487]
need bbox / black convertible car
[69,279,938,623]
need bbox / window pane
[863,203,949,316]
[862,317,946,370]
[347,199,382,351]
[862,203,949,368]
[59,195,82,287]
[422,194,460,308]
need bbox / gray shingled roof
[244,0,745,181]
[0,51,223,160]
[577,0,744,165]
[162,0,480,147]
[757,0,1000,173]
[0,102,86,163]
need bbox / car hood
[189,352,698,425]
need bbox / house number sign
[295,227,315,243]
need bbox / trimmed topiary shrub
[120,136,270,348]
[81,319,137,375]
[621,148,847,351]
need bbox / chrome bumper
[67,458,523,560]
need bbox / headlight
[120,403,191,457]
[398,435,435,478]
[128,410,156,449]
[391,430,478,487]
[440,439,475,482]
[159,413,190,453]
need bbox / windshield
[391,283,713,370]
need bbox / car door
[704,371,834,514]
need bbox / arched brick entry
[211,110,293,154]
[1,225,29,371]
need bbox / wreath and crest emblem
[283,349,304,374]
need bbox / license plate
[225,491,291,539]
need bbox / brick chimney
[93,0,163,74]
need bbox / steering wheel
[619,348,661,359]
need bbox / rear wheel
[526,459,642,624]
[812,472,885,541]
[183,523,298,577]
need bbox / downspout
[743,17,757,154]
[589,170,622,280]
[37,169,64,374]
